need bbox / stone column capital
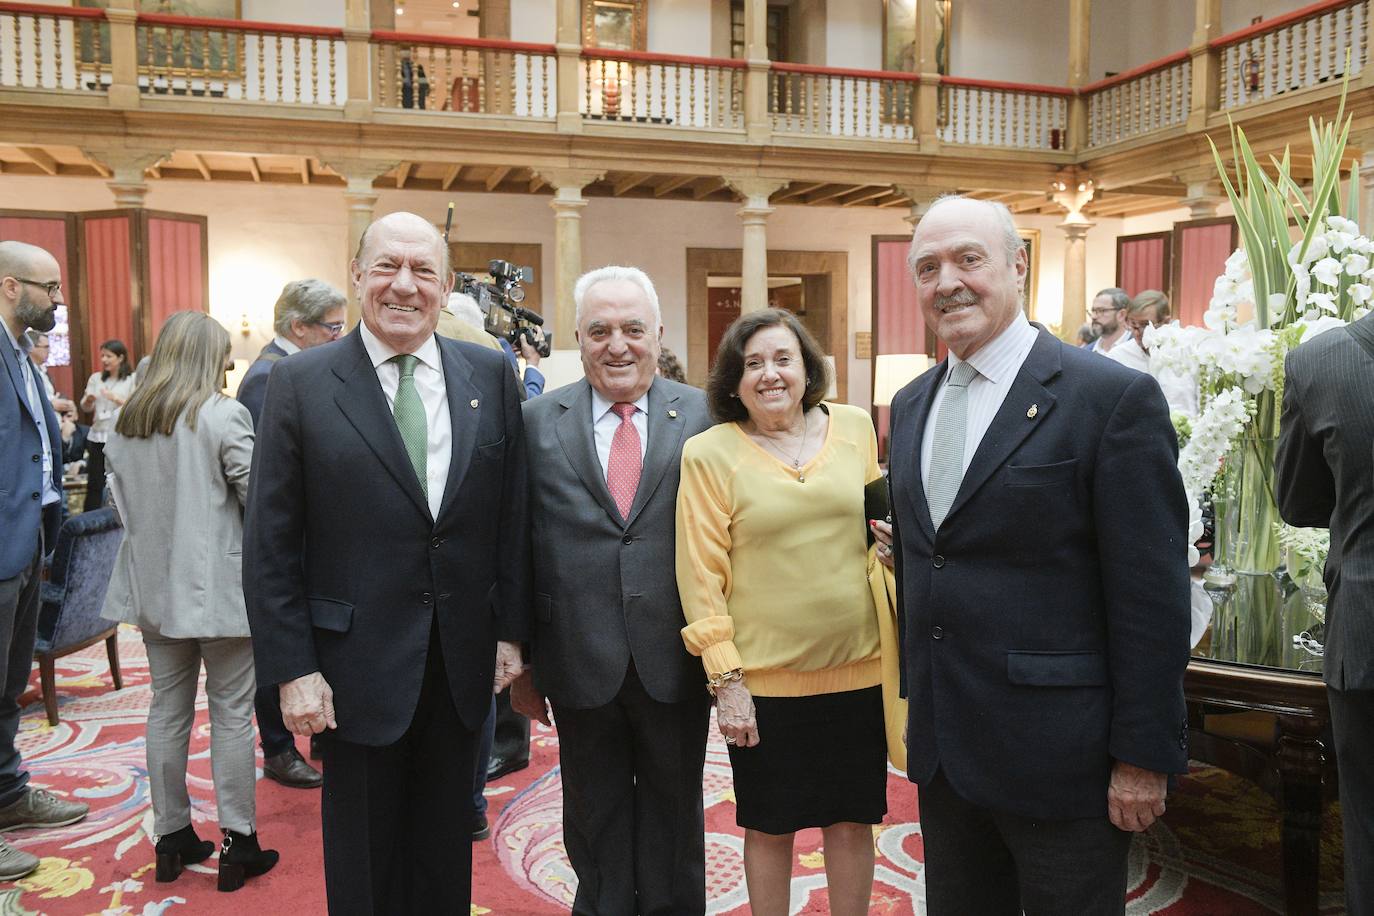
[895,185,958,227]
[725,177,789,206]
[534,168,605,195]
[550,196,589,216]
[1050,174,1095,223]
[84,147,167,181]
[1059,219,1096,240]
[322,158,400,193]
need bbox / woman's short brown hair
[706,308,830,423]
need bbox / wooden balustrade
[136,14,344,104]
[937,78,1071,150]
[1083,52,1191,148]
[0,1,107,93]
[1214,0,1368,110]
[768,63,917,140]
[372,33,555,117]
[580,49,744,130]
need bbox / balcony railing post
[1187,0,1222,130]
[555,0,581,132]
[343,0,371,118]
[105,0,139,109]
[1066,0,1090,152]
[743,0,771,143]
[914,0,942,148]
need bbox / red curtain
[82,216,136,368]
[1177,223,1234,327]
[874,239,927,459]
[0,215,76,396]
[146,216,206,339]
[1118,236,1167,296]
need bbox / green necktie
[390,354,428,498]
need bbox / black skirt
[727,685,888,835]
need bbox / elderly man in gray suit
[511,265,712,915]
[1276,311,1374,916]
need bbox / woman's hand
[80,393,96,412]
[715,680,760,748]
[871,519,895,569]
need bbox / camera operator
[506,326,546,400]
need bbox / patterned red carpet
[6,632,1345,914]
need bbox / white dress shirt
[272,335,301,356]
[360,321,451,519]
[3,321,60,507]
[921,314,1040,489]
[1105,335,1150,372]
[591,387,649,480]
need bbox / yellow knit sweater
[676,402,882,697]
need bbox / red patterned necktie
[606,402,642,520]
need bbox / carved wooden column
[86,148,167,208]
[1053,177,1096,338]
[555,0,583,133]
[742,0,771,143]
[913,0,942,149]
[1066,0,1091,153]
[343,0,372,120]
[105,0,139,109]
[1187,0,1223,131]
[535,169,604,338]
[727,178,788,313]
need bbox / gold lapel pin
[470,399,479,409]
[1027,404,1039,419]
[668,409,678,419]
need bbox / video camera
[455,259,551,358]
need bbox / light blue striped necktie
[926,360,980,530]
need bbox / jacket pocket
[308,597,353,633]
[1003,459,1078,487]
[1006,650,1107,687]
[475,436,506,458]
[534,593,552,624]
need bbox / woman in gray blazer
[102,311,278,892]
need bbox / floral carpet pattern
[4,632,1346,914]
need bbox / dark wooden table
[1185,575,1334,915]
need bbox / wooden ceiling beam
[841,186,897,207]
[441,164,463,190]
[192,153,212,180]
[612,172,649,196]
[485,165,512,191]
[17,147,58,176]
[299,157,310,185]
[247,156,261,183]
[693,176,729,200]
[805,184,862,205]
[527,170,546,193]
[653,175,693,197]
[772,181,825,203]
[395,161,411,189]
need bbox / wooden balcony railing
[1214,0,1368,110]
[938,78,1071,150]
[0,1,108,93]
[136,14,344,104]
[1083,52,1191,148]
[768,63,918,141]
[372,33,555,117]
[580,49,745,130]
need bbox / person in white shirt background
[80,338,135,511]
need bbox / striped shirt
[921,314,1039,488]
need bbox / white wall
[243,0,344,28]
[649,0,713,56]
[824,0,882,70]
[0,173,1130,405]
[951,0,1070,85]
[1089,0,1194,82]
[511,0,557,43]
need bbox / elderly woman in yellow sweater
[677,308,897,916]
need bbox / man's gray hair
[1094,287,1132,312]
[573,265,662,328]
[273,279,346,338]
[906,194,1025,277]
[447,291,486,331]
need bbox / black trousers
[552,665,711,916]
[1329,686,1374,916]
[491,687,530,763]
[83,441,106,511]
[319,624,476,916]
[253,684,294,757]
[918,768,1132,916]
[0,536,43,808]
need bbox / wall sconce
[239,312,253,336]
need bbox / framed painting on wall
[1019,228,1040,321]
[881,0,949,74]
[583,0,647,52]
[76,0,243,74]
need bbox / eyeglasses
[1089,305,1123,316]
[9,277,62,300]
[313,321,345,337]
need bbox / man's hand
[52,396,74,414]
[871,519,895,570]
[518,328,544,367]
[494,640,524,692]
[510,669,551,726]
[280,672,337,736]
[1107,760,1168,832]
[715,680,760,748]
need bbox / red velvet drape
[146,216,206,339]
[82,216,136,368]
[1177,223,1234,327]
[1118,236,1168,297]
[874,239,927,459]
[0,215,76,396]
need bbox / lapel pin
[470,399,479,409]
[1027,404,1038,419]
[668,409,678,419]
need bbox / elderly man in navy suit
[883,197,1191,914]
[0,241,90,881]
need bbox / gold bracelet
[706,668,744,697]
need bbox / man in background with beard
[0,241,90,881]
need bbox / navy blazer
[235,339,289,429]
[1,331,62,579]
[888,327,1191,820]
[242,329,531,745]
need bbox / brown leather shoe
[262,746,322,789]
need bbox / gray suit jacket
[103,395,255,638]
[523,376,712,709]
[1276,313,1374,690]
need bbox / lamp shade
[873,354,933,406]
